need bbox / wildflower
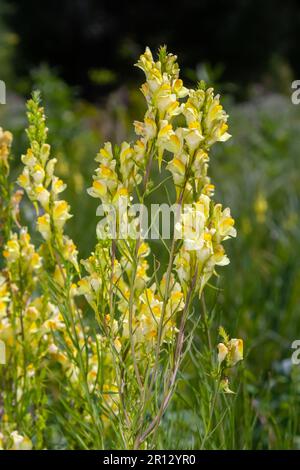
[166,152,189,189]
[183,122,204,152]
[3,237,20,262]
[211,204,237,242]
[0,276,10,317]
[37,213,51,240]
[53,200,72,230]
[254,192,268,223]
[17,92,79,269]
[227,338,244,366]
[217,328,243,367]
[217,343,229,364]
[0,127,13,170]
[10,431,32,450]
[52,176,67,195]
[220,378,235,394]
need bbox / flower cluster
[78,48,237,445]
[0,127,12,172]
[217,326,243,393]
[0,47,239,449]
[17,92,78,270]
[0,128,14,242]
[174,194,236,296]
[0,124,77,448]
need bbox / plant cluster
[0,47,242,449]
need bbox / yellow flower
[157,121,179,169]
[52,176,67,195]
[254,193,268,223]
[3,237,20,262]
[32,163,45,183]
[217,343,228,364]
[212,204,237,242]
[183,124,204,152]
[172,78,189,98]
[134,117,157,140]
[53,200,72,230]
[220,378,235,394]
[10,431,32,450]
[35,185,50,209]
[17,168,31,190]
[21,149,36,167]
[227,338,243,366]
[37,213,51,240]
[137,242,150,258]
[88,179,107,198]
[0,128,13,169]
[95,142,114,163]
[62,236,79,271]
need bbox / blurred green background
[1,0,300,449]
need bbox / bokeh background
[1,0,300,449]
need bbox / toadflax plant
[0,47,243,450]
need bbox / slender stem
[134,268,198,449]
